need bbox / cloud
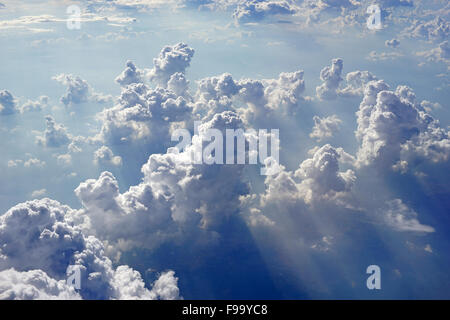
[381,199,435,233]
[0,268,81,300]
[115,61,145,87]
[0,13,136,33]
[77,111,249,251]
[315,59,379,99]
[7,160,23,168]
[316,58,344,100]
[96,82,193,149]
[366,51,404,61]
[53,74,112,106]
[416,40,450,69]
[195,70,306,125]
[53,74,90,106]
[93,146,122,166]
[385,38,400,48]
[403,16,449,43]
[56,154,72,167]
[0,90,17,115]
[310,115,342,142]
[24,158,46,168]
[233,0,297,24]
[36,116,71,148]
[147,270,180,300]
[148,43,195,88]
[339,70,377,97]
[167,72,190,97]
[0,198,181,300]
[31,189,47,198]
[20,96,49,113]
[259,144,355,206]
[355,80,450,170]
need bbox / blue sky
[0,0,449,299]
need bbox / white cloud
[339,70,377,97]
[355,80,450,170]
[20,96,48,113]
[36,116,71,148]
[403,16,449,43]
[0,90,17,115]
[260,144,355,206]
[316,58,344,100]
[24,158,46,168]
[148,43,195,88]
[381,199,435,233]
[0,268,81,300]
[53,74,112,106]
[31,189,47,198]
[0,198,181,300]
[233,0,297,24]
[416,40,450,69]
[93,146,122,166]
[115,61,145,87]
[77,111,249,252]
[56,154,72,167]
[310,115,342,142]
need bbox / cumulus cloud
[0,268,81,300]
[53,74,112,106]
[195,69,306,125]
[97,82,193,147]
[20,96,49,113]
[77,111,250,252]
[31,189,47,198]
[316,58,344,100]
[148,43,195,88]
[8,158,47,169]
[339,70,377,97]
[36,116,71,148]
[0,198,181,300]
[115,60,145,87]
[355,80,450,170]
[56,154,72,167]
[93,146,122,166]
[233,0,297,24]
[24,158,46,168]
[403,16,449,43]
[310,115,342,142]
[416,40,450,69]
[311,59,377,99]
[167,72,190,98]
[0,90,17,115]
[259,144,355,206]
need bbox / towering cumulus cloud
[77,111,249,251]
[0,199,181,300]
[1,3,450,298]
[148,43,195,88]
[355,81,450,170]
